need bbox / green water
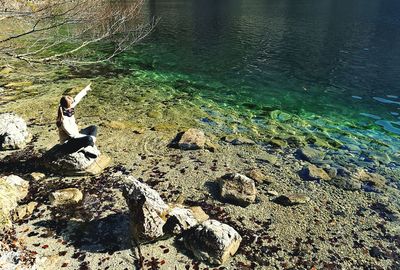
[104,0,400,161]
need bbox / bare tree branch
[0,0,156,65]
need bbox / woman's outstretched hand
[83,83,92,92]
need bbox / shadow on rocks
[33,212,130,253]
[204,180,220,200]
[167,131,184,148]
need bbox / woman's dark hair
[56,96,73,127]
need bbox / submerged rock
[183,219,242,265]
[0,175,29,228]
[296,146,325,163]
[218,173,257,206]
[122,175,169,243]
[0,113,31,150]
[178,128,206,150]
[302,164,331,181]
[49,188,83,206]
[354,169,386,188]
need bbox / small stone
[30,172,46,181]
[268,139,287,148]
[330,177,361,191]
[257,153,278,165]
[302,164,331,181]
[183,219,242,265]
[204,140,218,152]
[218,173,257,206]
[178,128,206,150]
[247,169,267,182]
[224,135,255,145]
[189,206,209,223]
[296,147,325,163]
[164,207,198,235]
[266,189,279,196]
[274,194,310,206]
[49,188,83,206]
[354,169,386,188]
[147,110,162,119]
[325,167,337,178]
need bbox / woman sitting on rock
[56,84,98,155]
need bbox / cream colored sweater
[58,88,89,144]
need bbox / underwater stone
[353,169,386,188]
[0,113,32,150]
[218,173,257,206]
[183,219,242,265]
[302,164,331,181]
[296,146,325,163]
[224,135,255,145]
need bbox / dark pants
[59,125,98,154]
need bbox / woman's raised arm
[71,83,91,108]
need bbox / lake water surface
[117,0,400,159]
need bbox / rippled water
[115,0,400,157]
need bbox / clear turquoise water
[113,0,400,158]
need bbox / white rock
[0,113,31,150]
[183,219,242,265]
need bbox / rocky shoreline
[1,111,400,270]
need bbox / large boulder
[43,145,110,175]
[122,175,169,243]
[0,113,31,150]
[178,128,206,150]
[0,175,29,229]
[218,173,257,206]
[183,219,242,265]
